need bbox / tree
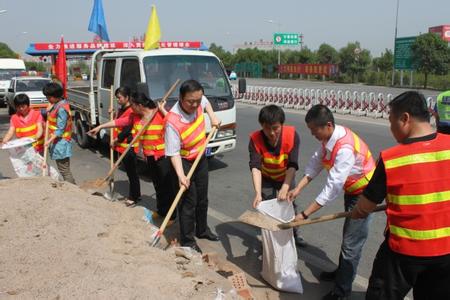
[209,43,234,69]
[0,43,19,58]
[338,42,371,83]
[372,49,393,84]
[317,43,339,64]
[411,33,449,88]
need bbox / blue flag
[88,0,110,41]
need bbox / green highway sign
[394,36,417,70]
[273,33,301,46]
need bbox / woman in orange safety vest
[2,94,44,154]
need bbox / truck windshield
[0,69,24,80]
[143,55,232,100]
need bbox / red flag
[55,36,67,98]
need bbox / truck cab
[68,48,244,158]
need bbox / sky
[1,0,449,59]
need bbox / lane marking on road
[207,206,370,290]
[237,103,391,127]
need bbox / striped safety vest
[165,105,206,161]
[322,127,375,195]
[250,126,295,182]
[113,106,138,154]
[436,90,450,126]
[135,111,165,159]
[11,109,44,152]
[47,100,72,142]
[381,133,450,257]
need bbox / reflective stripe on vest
[12,110,44,152]
[166,105,206,161]
[137,111,165,159]
[382,133,450,257]
[250,126,295,182]
[322,127,375,195]
[47,100,72,142]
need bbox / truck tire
[74,118,91,148]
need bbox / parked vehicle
[6,76,51,115]
[67,48,246,159]
[0,58,26,107]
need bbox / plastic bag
[258,199,303,293]
[2,138,61,181]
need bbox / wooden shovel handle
[99,79,181,185]
[158,124,220,235]
[279,204,387,229]
[109,85,115,171]
[42,119,50,176]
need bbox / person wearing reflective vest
[43,82,75,184]
[288,104,376,300]
[164,80,220,254]
[111,87,141,205]
[352,91,450,300]
[88,92,174,212]
[433,90,450,134]
[249,104,307,247]
[2,94,44,154]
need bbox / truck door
[98,59,117,124]
[118,58,141,94]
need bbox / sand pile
[0,177,235,299]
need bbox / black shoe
[319,269,337,282]
[294,235,308,247]
[322,291,349,300]
[196,231,219,241]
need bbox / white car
[229,71,237,80]
[81,73,88,80]
[6,76,52,115]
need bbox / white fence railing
[232,85,436,120]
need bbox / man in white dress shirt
[288,104,376,300]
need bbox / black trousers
[119,150,141,201]
[176,156,210,246]
[146,156,176,219]
[366,239,450,300]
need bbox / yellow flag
[144,5,161,50]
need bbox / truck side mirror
[238,78,246,94]
[8,88,13,93]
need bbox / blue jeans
[333,194,372,296]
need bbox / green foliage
[209,43,234,69]
[317,43,339,64]
[411,33,450,88]
[374,49,393,75]
[338,42,371,83]
[25,61,47,72]
[0,42,19,58]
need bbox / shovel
[151,124,220,247]
[103,85,120,201]
[80,79,180,193]
[42,119,50,176]
[239,204,387,231]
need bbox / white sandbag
[2,138,61,181]
[258,199,303,294]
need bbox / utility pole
[391,0,400,86]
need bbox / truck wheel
[75,118,91,148]
[8,105,15,115]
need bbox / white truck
[0,58,26,107]
[67,48,246,158]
